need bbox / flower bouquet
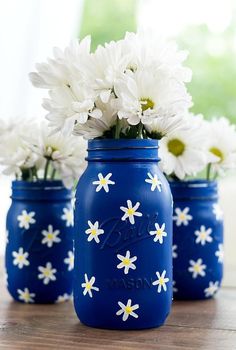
[0,119,86,303]
[29,31,194,329]
[159,114,236,299]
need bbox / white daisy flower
[159,114,215,179]
[172,245,178,258]
[92,172,115,193]
[205,117,236,177]
[56,293,72,303]
[41,225,61,248]
[188,259,206,278]
[38,262,57,285]
[0,119,41,178]
[73,98,119,139]
[12,247,30,269]
[117,250,137,275]
[173,207,192,226]
[17,288,35,303]
[85,221,104,243]
[31,121,87,189]
[145,172,162,192]
[145,115,189,140]
[123,31,192,83]
[213,203,223,221]
[120,200,142,225]
[61,207,74,227]
[152,270,169,293]
[64,251,74,271]
[195,225,213,245]
[173,280,178,293]
[116,299,139,322]
[204,281,219,298]
[149,223,167,244]
[215,244,224,263]
[115,69,191,126]
[17,210,36,230]
[81,274,99,298]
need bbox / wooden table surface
[1,274,236,350]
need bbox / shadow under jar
[5,180,74,304]
[170,180,224,300]
[74,139,173,330]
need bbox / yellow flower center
[194,265,201,273]
[210,147,224,163]
[23,292,30,301]
[156,229,162,237]
[179,213,186,221]
[140,98,155,112]
[123,258,130,266]
[200,232,206,239]
[18,255,24,261]
[100,178,107,185]
[47,233,54,240]
[125,306,133,314]
[127,208,135,215]
[44,269,51,277]
[168,139,185,156]
[85,282,91,290]
[159,277,164,285]
[24,216,31,223]
[66,213,72,220]
[91,229,97,235]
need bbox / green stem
[206,163,212,181]
[137,122,143,139]
[44,159,51,181]
[115,117,121,139]
[51,168,56,180]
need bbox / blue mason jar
[74,139,173,329]
[5,180,74,304]
[170,180,224,300]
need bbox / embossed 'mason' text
[106,277,154,290]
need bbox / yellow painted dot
[125,306,133,314]
[200,232,206,239]
[179,214,186,220]
[85,282,91,290]
[100,179,107,185]
[159,277,164,285]
[123,258,130,266]
[44,270,51,277]
[25,216,31,223]
[127,208,134,215]
[156,229,162,237]
[91,229,97,235]
[47,233,54,240]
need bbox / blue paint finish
[170,180,224,300]
[5,180,74,304]
[74,139,173,329]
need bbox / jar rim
[169,179,217,188]
[12,180,66,190]
[88,138,158,150]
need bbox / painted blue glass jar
[170,180,224,300]
[74,139,173,330]
[5,180,74,304]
